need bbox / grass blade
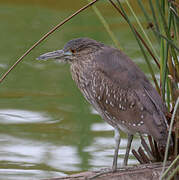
[125,0,159,60]
[112,0,160,92]
[160,97,179,180]
[87,0,121,49]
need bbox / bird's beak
[36,50,72,61]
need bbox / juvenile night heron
[37,38,169,171]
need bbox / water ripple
[0,109,51,124]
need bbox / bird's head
[37,38,103,63]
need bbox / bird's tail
[143,87,173,150]
[153,111,173,155]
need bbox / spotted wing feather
[91,47,168,145]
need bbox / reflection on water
[86,137,139,167]
[47,146,81,171]
[0,109,51,124]
[91,122,113,131]
[0,135,66,180]
[0,169,63,180]
[0,0,153,179]
[0,108,138,179]
[0,123,138,179]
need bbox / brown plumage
[37,38,169,171]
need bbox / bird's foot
[112,163,117,172]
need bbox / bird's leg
[88,128,121,179]
[112,128,121,172]
[89,128,123,179]
[123,134,133,166]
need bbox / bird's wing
[94,46,166,113]
[89,47,168,143]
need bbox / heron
[37,38,169,171]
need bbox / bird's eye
[71,49,75,53]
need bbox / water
[0,0,156,179]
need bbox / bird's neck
[70,54,93,73]
[70,54,95,88]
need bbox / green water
[0,0,158,179]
